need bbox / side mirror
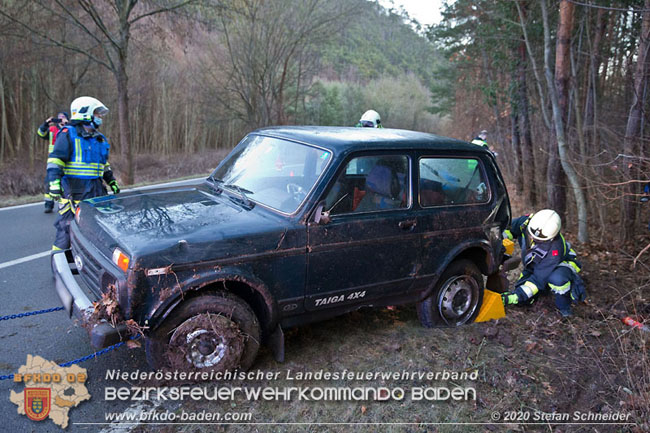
[313,202,331,225]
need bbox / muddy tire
[145,292,260,374]
[417,259,483,327]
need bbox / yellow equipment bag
[475,289,506,322]
[503,238,515,256]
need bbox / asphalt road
[0,178,203,432]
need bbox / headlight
[112,248,130,272]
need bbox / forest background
[1,0,650,246]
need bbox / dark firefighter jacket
[46,121,116,198]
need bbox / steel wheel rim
[170,315,232,369]
[437,275,479,325]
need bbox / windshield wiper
[207,176,224,194]
[224,183,254,209]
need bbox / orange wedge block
[503,238,515,256]
[475,289,506,322]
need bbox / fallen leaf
[384,343,402,352]
[525,342,541,352]
[542,381,554,395]
[126,339,141,349]
[483,326,499,339]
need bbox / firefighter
[471,130,489,148]
[356,110,383,128]
[47,96,120,252]
[501,209,586,317]
[38,111,69,213]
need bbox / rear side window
[419,157,489,207]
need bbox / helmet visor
[94,106,109,116]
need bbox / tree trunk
[516,0,552,131]
[541,0,589,242]
[555,1,573,119]
[15,70,24,156]
[116,59,133,185]
[517,38,536,207]
[546,0,573,221]
[510,109,523,195]
[621,0,650,242]
[0,67,8,164]
[276,52,294,125]
[29,67,37,170]
[480,50,506,152]
[583,8,607,135]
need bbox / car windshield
[210,134,332,214]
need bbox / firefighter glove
[49,179,62,200]
[109,180,120,194]
[501,292,519,306]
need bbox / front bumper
[51,251,127,348]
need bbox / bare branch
[0,7,113,71]
[52,0,105,47]
[75,0,120,50]
[129,0,196,25]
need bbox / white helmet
[70,96,108,127]
[360,110,381,128]
[527,209,561,242]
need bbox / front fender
[143,265,277,332]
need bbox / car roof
[251,126,486,154]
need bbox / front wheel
[145,292,260,375]
[417,259,483,327]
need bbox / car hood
[78,185,295,266]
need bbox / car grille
[70,233,104,298]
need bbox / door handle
[398,219,417,230]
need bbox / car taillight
[112,248,130,272]
[75,206,81,224]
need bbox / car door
[413,154,496,291]
[305,153,420,311]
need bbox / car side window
[419,157,489,207]
[324,155,409,215]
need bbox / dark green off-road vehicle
[52,127,510,373]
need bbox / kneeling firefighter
[47,96,120,252]
[501,209,586,317]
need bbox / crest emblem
[24,388,50,421]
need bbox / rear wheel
[417,259,483,327]
[145,292,260,374]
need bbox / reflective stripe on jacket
[37,124,61,153]
[47,124,109,179]
[509,214,581,292]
